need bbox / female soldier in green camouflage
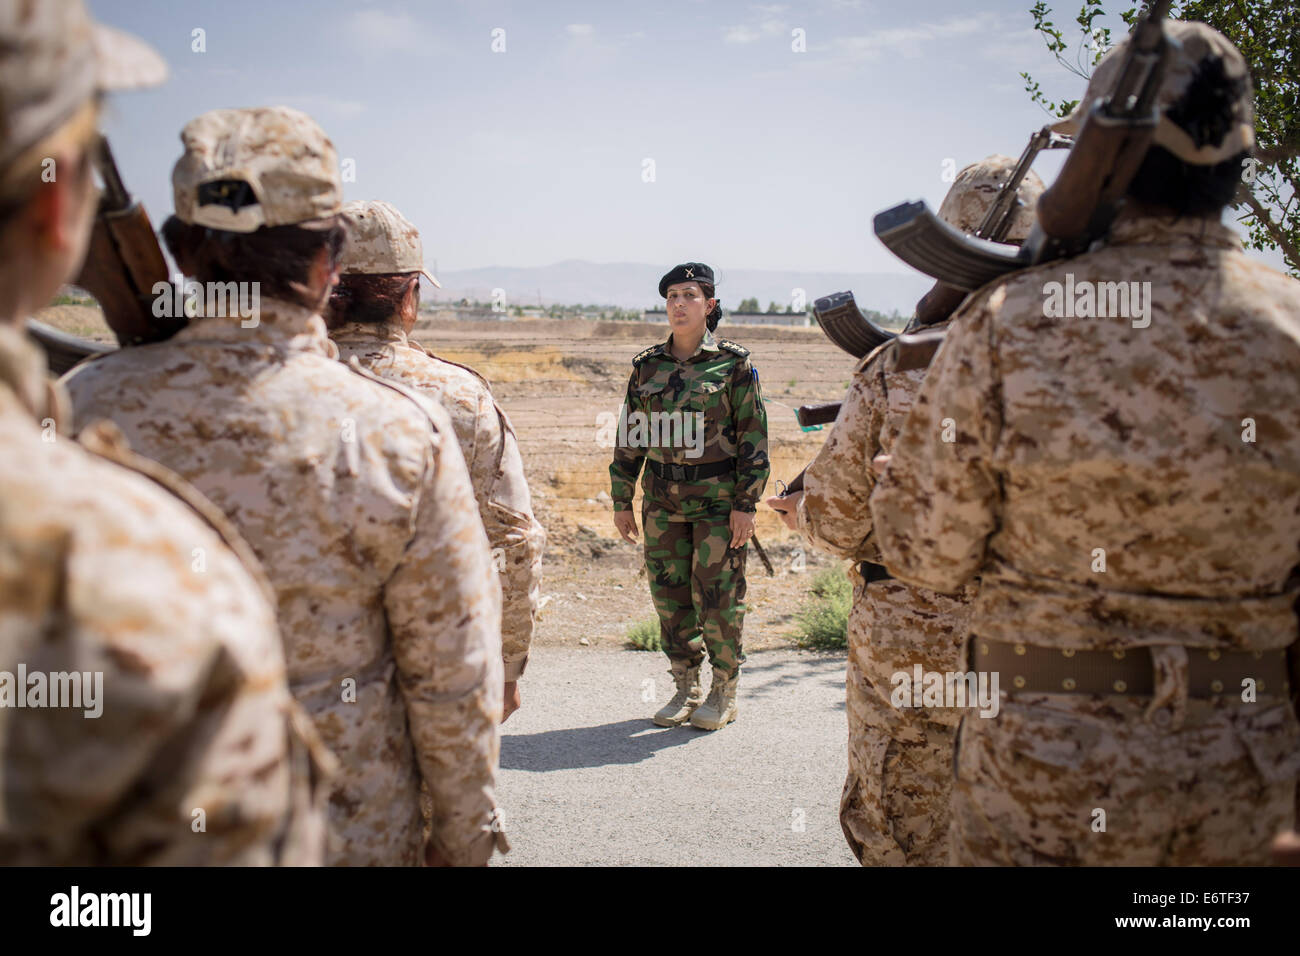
[610,262,770,730]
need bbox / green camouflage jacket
[609,328,769,513]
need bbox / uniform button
[1062,677,1077,691]
[1112,649,1126,660]
[1062,648,1076,658]
[1013,675,1025,689]
[1252,650,1263,660]
[1014,644,1026,656]
[980,642,990,656]
[1113,680,1127,693]
[1210,680,1223,694]
[1258,680,1266,692]
[1208,649,1221,661]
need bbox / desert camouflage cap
[172,107,343,233]
[1052,21,1254,165]
[0,0,167,172]
[338,200,441,287]
[937,154,1045,243]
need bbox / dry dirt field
[35,307,859,649]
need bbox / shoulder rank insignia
[632,344,662,367]
[718,339,749,359]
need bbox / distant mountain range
[426,259,932,316]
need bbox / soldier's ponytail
[701,282,722,332]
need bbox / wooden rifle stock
[1034,111,1158,244]
[914,282,968,326]
[889,328,947,373]
[796,402,841,428]
[73,137,182,347]
[1033,0,1174,253]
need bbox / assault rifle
[913,124,1073,325]
[29,135,180,372]
[790,290,898,434]
[771,292,900,498]
[873,0,1176,292]
[791,120,1073,440]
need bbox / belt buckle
[669,463,687,482]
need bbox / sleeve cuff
[503,656,528,682]
[432,823,510,866]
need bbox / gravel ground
[496,645,857,867]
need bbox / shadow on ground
[502,718,702,772]
[741,652,846,710]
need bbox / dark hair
[161,214,347,310]
[699,281,723,332]
[1125,54,1252,218]
[327,272,418,328]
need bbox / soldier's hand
[614,510,639,543]
[871,453,891,475]
[1274,830,1300,866]
[729,509,756,548]
[502,680,521,722]
[765,491,801,531]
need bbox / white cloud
[723,5,791,45]
[566,23,595,37]
[724,25,762,45]
[832,13,995,60]
[345,9,432,54]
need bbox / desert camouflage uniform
[795,154,1041,865]
[331,323,543,681]
[330,198,543,680]
[872,213,1300,865]
[64,299,507,866]
[610,329,769,676]
[797,320,975,866]
[0,325,330,865]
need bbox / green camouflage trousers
[642,476,748,677]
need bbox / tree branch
[1256,144,1299,166]
[1241,188,1300,272]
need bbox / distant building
[424,305,510,322]
[642,309,811,328]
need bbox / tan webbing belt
[971,639,1291,698]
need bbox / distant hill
[427,259,931,317]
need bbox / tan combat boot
[690,667,739,730]
[652,660,704,727]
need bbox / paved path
[496,646,857,866]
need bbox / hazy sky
[90,0,1288,277]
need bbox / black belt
[648,458,735,483]
[858,561,893,583]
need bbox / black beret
[658,262,715,298]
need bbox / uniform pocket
[692,380,728,418]
[842,729,908,866]
[633,381,670,417]
[993,700,1107,771]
